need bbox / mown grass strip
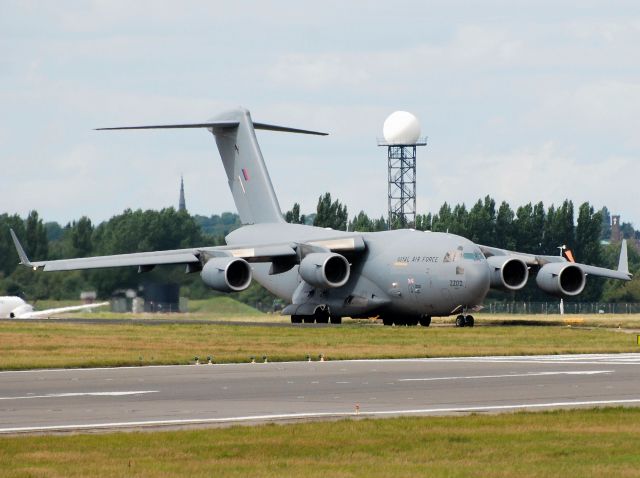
[0,321,638,370]
[1,408,640,477]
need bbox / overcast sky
[1,1,638,228]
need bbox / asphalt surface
[2,353,640,434]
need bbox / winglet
[618,239,629,275]
[9,229,34,268]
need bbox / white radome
[382,111,421,145]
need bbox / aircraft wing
[18,302,110,319]
[10,229,365,273]
[478,239,632,281]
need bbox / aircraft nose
[466,258,491,299]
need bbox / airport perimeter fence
[481,302,640,315]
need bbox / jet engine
[200,257,252,292]
[536,262,586,297]
[486,256,529,291]
[8,304,34,319]
[298,252,350,289]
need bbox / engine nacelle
[536,262,586,297]
[200,257,252,292]
[486,256,529,291]
[9,304,33,319]
[298,252,350,289]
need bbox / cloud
[418,143,637,223]
[1,3,639,227]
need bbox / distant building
[611,215,621,243]
[179,175,187,212]
[80,291,97,304]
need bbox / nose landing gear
[455,314,474,327]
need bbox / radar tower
[378,111,427,229]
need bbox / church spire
[179,175,186,212]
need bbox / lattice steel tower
[378,111,427,229]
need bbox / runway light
[319,353,325,362]
[355,403,360,415]
[194,356,200,365]
[306,354,311,362]
[207,355,213,365]
[263,355,268,363]
[250,356,256,364]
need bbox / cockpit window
[443,250,463,263]
[463,251,484,261]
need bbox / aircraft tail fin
[97,108,327,225]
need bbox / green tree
[349,211,374,232]
[284,203,306,224]
[89,208,204,297]
[415,213,432,231]
[575,202,604,301]
[514,202,544,253]
[24,210,48,261]
[313,193,348,230]
[467,196,496,245]
[0,213,26,276]
[542,200,574,255]
[70,216,94,257]
[431,203,452,232]
[599,206,612,241]
[494,201,515,250]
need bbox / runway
[2,353,640,434]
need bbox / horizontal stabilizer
[253,122,327,136]
[95,121,240,131]
[96,121,327,135]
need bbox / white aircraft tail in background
[0,296,109,319]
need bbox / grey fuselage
[227,223,491,318]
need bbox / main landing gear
[455,314,474,327]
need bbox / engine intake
[299,252,350,289]
[536,262,586,297]
[486,256,529,291]
[200,257,252,292]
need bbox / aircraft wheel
[381,316,393,326]
[455,315,465,327]
[465,315,475,327]
[394,317,406,326]
[329,316,342,324]
[291,315,302,324]
[406,317,419,326]
[419,316,432,327]
[303,316,315,324]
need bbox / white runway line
[2,397,640,434]
[0,391,158,401]
[399,370,613,382]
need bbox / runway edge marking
[1,353,640,375]
[3,398,640,434]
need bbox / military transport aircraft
[0,296,108,319]
[10,108,631,326]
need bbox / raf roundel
[382,111,421,145]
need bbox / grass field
[1,318,639,370]
[1,408,639,477]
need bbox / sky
[1,1,639,227]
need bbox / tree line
[0,194,638,304]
